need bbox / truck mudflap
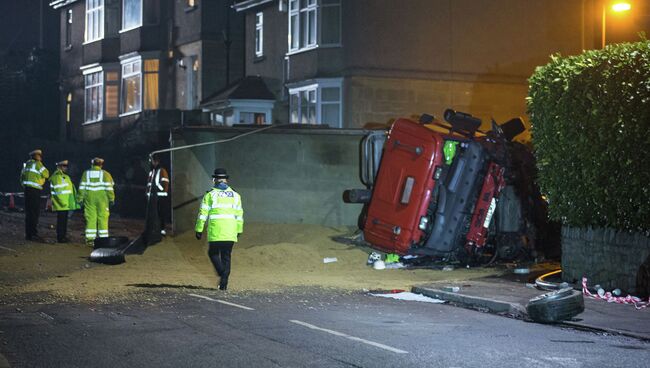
[363,119,444,255]
[465,162,506,250]
[414,141,488,255]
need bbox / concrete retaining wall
[562,226,650,293]
[171,126,368,233]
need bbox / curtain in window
[144,60,159,110]
[123,0,142,30]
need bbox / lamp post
[602,1,632,48]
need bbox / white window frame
[121,0,143,32]
[288,0,317,54]
[82,65,104,124]
[206,100,274,127]
[84,0,104,43]
[65,9,73,48]
[288,78,342,128]
[255,12,264,57]
[120,57,142,116]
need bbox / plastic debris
[373,260,386,270]
[367,252,382,265]
[442,265,454,271]
[385,262,405,269]
[612,288,622,296]
[370,291,445,304]
[323,257,338,264]
[442,286,460,293]
[583,277,650,310]
[513,268,530,274]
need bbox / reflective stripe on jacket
[195,186,243,242]
[146,167,170,197]
[50,169,78,211]
[21,159,49,190]
[78,166,115,204]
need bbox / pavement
[414,274,650,341]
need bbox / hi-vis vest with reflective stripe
[78,166,115,204]
[21,159,49,190]
[146,167,169,197]
[195,186,243,242]
[50,169,78,211]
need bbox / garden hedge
[527,41,650,232]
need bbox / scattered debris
[442,265,454,271]
[385,262,405,269]
[322,257,338,264]
[442,286,460,293]
[513,268,530,274]
[367,252,381,265]
[582,277,650,310]
[370,291,445,304]
[527,288,585,323]
[372,260,386,270]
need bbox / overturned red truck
[344,109,556,264]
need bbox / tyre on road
[526,287,584,324]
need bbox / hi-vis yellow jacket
[195,186,243,242]
[20,159,49,190]
[50,169,79,211]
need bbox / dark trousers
[157,195,169,230]
[24,187,41,239]
[56,210,69,241]
[208,241,234,284]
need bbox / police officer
[195,168,244,290]
[50,160,78,243]
[146,154,170,236]
[20,149,49,241]
[78,158,115,245]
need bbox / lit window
[122,0,142,31]
[143,59,159,110]
[121,59,142,114]
[66,93,72,123]
[255,12,263,57]
[84,71,104,123]
[105,71,119,118]
[289,79,342,127]
[187,0,196,7]
[85,0,104,43]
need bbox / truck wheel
[526,288,584,323]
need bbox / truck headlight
[418,216,429,230]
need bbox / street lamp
[602,1,632,48]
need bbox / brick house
[49,0,245,142]
[230,0,607,137]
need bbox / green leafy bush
[527,41,650,232]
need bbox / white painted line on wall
[188,293,255,311]
[289,320,409,354]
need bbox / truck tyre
[526,288,584,323]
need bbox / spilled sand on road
[1,223,501,303]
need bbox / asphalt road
[1,288,648,368]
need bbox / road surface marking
[289,320,409,354]
[188,293,255,311]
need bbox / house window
[289,79,342,127]
[122,0,142,31]
[187,0,196,7]
[121,59,142,115]
[84,71,104,123]
[288,0,316,52]
[255,12,263,57]
[105,71,119,118]
[143,59,159,110]
[85,0,104,43]
[66,93,72,123]
[321,0,341,45]
[65,9,73,48]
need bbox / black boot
[219,278,228,290]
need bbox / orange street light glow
[612,2,632,12]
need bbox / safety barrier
[582,277,650,310]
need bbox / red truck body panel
[465,162,506,249]
[363,119,444,254]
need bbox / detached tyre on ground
[526,288,584,323]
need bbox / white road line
[0,245,16,252]
[188,293,255,311]
[289,320,409,354]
